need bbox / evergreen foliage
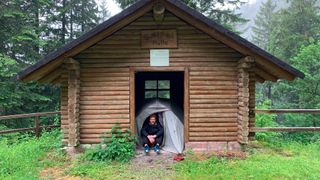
[0,1,109,129]
[253,0,320,142]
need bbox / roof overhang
[16,0,304,83]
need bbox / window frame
[144,80,170,99]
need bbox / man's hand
[147,135,156,144]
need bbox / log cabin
[17,0,304,152]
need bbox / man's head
[149,114,156,125]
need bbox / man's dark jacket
[141,121,164,137]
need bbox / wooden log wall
[237,57,254,144]
[59,12,245,144]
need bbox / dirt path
[40,149,178,180]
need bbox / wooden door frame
[129,66,189,143]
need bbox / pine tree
[252,0,276,51]
[252,0,277,102]
[0,0,109,120]
[269,0,320,61]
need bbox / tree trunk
[62,0,66,44]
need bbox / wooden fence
[0,111,61,137]
[1,109,319,136]
[251,109,320,132]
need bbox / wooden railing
[0,111,61,137]
[251,109,320,132]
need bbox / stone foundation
[185,141,241,152]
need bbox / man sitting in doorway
[141,114,164,154]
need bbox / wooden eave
[16,0,304,83]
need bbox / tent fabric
[135,99,184,153]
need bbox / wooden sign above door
[141,30,177,49]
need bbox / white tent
[135,99,184,153]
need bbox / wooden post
[129,68,135,134]
[34,116,41,138]
[184,67,189,143]
[65,58,80,147]
[248,71,256,140]
[237,56,254,144]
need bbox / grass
[1,131,320,179]
[0,130,65,180]
[174,141,320,179]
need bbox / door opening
[134,71,185,153]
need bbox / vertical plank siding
[61,12,245,144]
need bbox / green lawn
[0,130,65,179]
[1,131,320,180]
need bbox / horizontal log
[80,91,129,96]
[171,57,237,62]
[189,132,237,137]
[190,113,238,118]
[80,133,127,138]
[190,71,237,77]
[255,109,320,114]
[80,59,148,63]
[190,81,237,86]
[190,99,238,104]
[80,63,148,68]
[190,67,236,71]
[0,112,61,120]
[129,21,188,26]
[81,72,129,77]
[80,114,129,119]
[80,109,129,114]
[189,118,237,123]
[190,95,238,99]
[250,127,320,132]
[80,100,129,104]
[81,67,129,73]
[190,85,237,90]
[189,122,238,127]
[80,128,129,134]
[190,109,237,113]
[189,127,238,132]
[80,105,129,110]
[123,24,195,30]
[80,119,129,124]
[80,100,129,105]
[190,90,237,95]
[81,82,129,87]
[84,48,238,54]
[81,77,129,82]
[80,124,130,129]
[190,76,236,81]
[78,52,241,59]
[80,96,129,101]
[81,87,129,91]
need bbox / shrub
[256,100,281,142]
[85,125,136,163]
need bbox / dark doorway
[135,72,184,115]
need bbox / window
[145,80,170,99]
